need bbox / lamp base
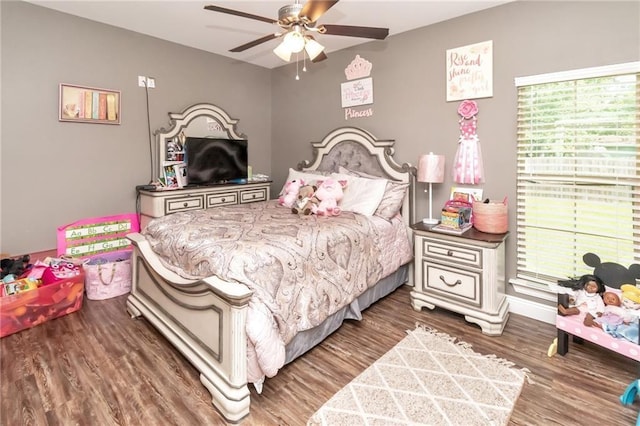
[422,218,440,225]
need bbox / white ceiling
[25,0,512,69]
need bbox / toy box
[0,272,85,338]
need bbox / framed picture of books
[59,83,121,124]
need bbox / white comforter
[142,200,413,383]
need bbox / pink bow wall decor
[452,100,485,185]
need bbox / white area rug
[308,325,528,426]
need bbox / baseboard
[506,295,557,325]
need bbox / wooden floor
[1,285,638,425]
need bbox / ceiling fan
[204,0,389,63]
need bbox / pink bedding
[142,200,413,382]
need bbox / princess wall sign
[446,40,493,102]
[341,55,374,120]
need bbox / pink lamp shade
[417,153,445,183]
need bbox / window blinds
[514,62,639,285]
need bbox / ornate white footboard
[126,233,253,422]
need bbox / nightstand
[410,222,509,336]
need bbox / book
[84,91,93,119]
[432,223,472,235]
[106,94,117,121]
[92,91,99,119]
[98,93,107,120]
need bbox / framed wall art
[446,40,493,102]
[59,83,121,124]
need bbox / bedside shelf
[410,223,509,336]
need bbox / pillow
[279,168,329,195]
[338,167,408,220]
[330,172,387,216]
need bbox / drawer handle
[252,194,256,198]
[183,202,188,207]
[439,275,462,287]
[447,250,453,256]
[221,198,226,202]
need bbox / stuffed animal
[292,184,317,215]
[278,179,304,209]
[311,179,347,216]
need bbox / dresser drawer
[206,192,238,207]
[419,237,482,268]
[165,195,204,214]
[240,188,267,203]
[422,260,481,307]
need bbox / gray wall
[1,0,638,297]
[270,0,640,295]
[1,1,272,254]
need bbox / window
[514,62,639,285]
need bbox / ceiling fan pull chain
[303,51,307,72]
[296,52,300,80]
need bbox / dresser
[411,222,509,336]
[137,182,270,230]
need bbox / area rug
[308,325,529,426]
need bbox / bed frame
[126,103,416,422]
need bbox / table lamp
[417,153,445,225]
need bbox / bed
[126,104,417,422]
[549,253,640,362]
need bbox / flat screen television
[185,137,248,185]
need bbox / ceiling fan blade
[204,5,277,25]
[230,33,280,52]
[311,51,328,63]
[321,24,389,40]
[299,0,339,23]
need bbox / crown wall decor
[345,55,373,80]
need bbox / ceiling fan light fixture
[273,40,292,62]
[304,37,324,61]
[283,28,305,53]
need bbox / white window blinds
[514,62,640,285]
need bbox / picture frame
[59,83,121,124]
[163,162,180,188]
[450,186,484,203]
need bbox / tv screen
[185,137,248,185]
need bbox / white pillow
[279,168,328,195]
[338,166,408,220]
[331,172,387,216]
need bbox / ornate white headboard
[153,103,245,182]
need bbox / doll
[585,291,625,329]
[594,285,640,343]
[557,274,605,322]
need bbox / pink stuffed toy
[311,179,347,216]
[278,179,304,208]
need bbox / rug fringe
[412,322,535,384]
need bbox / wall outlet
[138,75,147,87]
[147,77,156,88]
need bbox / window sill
[509,278,557,302]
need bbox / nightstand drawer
[165,195,204,213]
[420,237,482,268]
[240,188,268,203]
[423,260,481,307]
[207,192,238,207]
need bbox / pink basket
[472,199,508,234]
